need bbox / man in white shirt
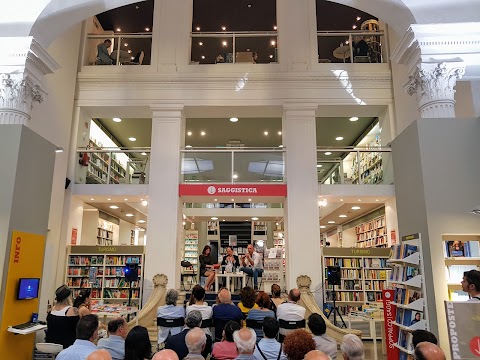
[97,317,128,360]
[240,244,263,290]
[461,269,480,301]
[276,289,306,336]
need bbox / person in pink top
[212,320,241,360]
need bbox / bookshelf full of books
[182,229,199,275]
[273,230,286,273]
[66,245,145,303]
[442,234,480,300]
[388,234,428,358]
[355,215,388,248]
[262,247,285,292]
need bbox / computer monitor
[17,278,40,300]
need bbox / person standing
[461,270,480,301]
[199,245,216,291]
[240,244,263,290]
[96,39,113,65]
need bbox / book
[402,309,413,326]
[403,244,418,258]
[395,288,406,304]
[410,311,423,325]
[396,308,404,324]
[447,241,465,257]
[404,266,418,280]
[407,290,422,304]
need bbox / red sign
[71,228,78,245]
[391,230,397,245]
[470,336,480,357]
[382,289,399,360]
[179,184,287,197]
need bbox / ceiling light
[201,131,206,136]
[351,206,361,210]
[116,28,121,32]
[352,25,357,29]
[214,198,217,201]
[230,117,238,122]
[138,220,146,224]
[110,205,119,209]
[201,55,205,59]
[107,198,111,201]
[349,116,359,121]
[211,217,218,220]
[252,217,259,221]
[124,43,128,47]
[358,199,362,202]
[145,27,150,32]
[183,221,186,225]
[269,55,274,59]
[273,25,277,30]
[317,164,323,168]
[339,214,347,218]
[126,213,134,217]
[325,152,332,155]
[356,16,361,21]
[222,26,226,31]
[340,198,344,201]
[247,48,251,51]
[345,41,349,45]
[318,199,328,207]
[222,41,227,46]
[196,27,201,31]
[141,200,148,206]
[335,136,344,141]
[124,198,128,201]
[113,117,122,122]
[376,199,379,202]
[141,152,147,156]
[264,131,269,136]
[128,137,136,141]
[247,3,252,8]
[185,145,192,148]
[199,42,203,46]
[128,49,132,54]
[328,221,335,224]
[278,131,282,135]
[231,199,235,202]
[222,219,225,222]
[232,174,239,179]
[130,56,135,60]
[320,225,326,229]
[55,147,64,153]
[90,198,95,201]
[248,199,252,202]
[279,145,284,148]
[187,131,192,136]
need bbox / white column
[405,62,465,118]
[144,105,185,294]
[282,104,321,291]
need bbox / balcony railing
[180,147,285,183]
[317,30,385,64]
[190,31,278,64]
[317,147,392,185]
[76,147,150,184]
[84,33,153,66]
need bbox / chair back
[200,318,213,328]
[157,317,185,327]
[214,318,241,342]
[278,319,306,330]
[246,318,264,329]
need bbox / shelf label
[382,289,399,360]
[179,184,287,197]
[445,301,480,359]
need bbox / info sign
[445,301,480,359]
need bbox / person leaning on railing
[96,39,113,65]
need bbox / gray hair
[341,334,364,360]
[218,289,231,304]
[185,327,206,354]
[233,328,256,354]
[185,310,202,328]
[165,289,179,306]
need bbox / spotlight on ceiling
[211,217,219,220]
[335,136,344,141]
[351,206,361,210]
[325,152,332,155]
[128,137,136,141]
[141,200,148,206]
[110,205,119,209]
[349,116,359,122]
[252,217,259,221]
[230,117,238,122]
[113,117,122,122]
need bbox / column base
[0,109,30,125]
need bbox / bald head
[233,328,256,354]
[86,350,112,360]
[152,349,180,360]
[289,288,301,302]
[305,350,332,360]
[185,327,207,354]
[415,342,446,360]
[218,288,232,304]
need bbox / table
[347,312,385,360]
[91,305,139,324]
[215,272,246,293]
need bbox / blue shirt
[246,309,275,340]
[213,303,243,321]
[97,335,125,360]
[157,304,185,343]
[56,339,97,360]
[253,338,287,360]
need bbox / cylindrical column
[282,104,321,291]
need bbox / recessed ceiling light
[196,27,201,31]
[185,145,192,148]
[279,145,284,148]
[358,199,362,202]
[211,217,218,220]
[222,41,227,47]
[339,214,347,218]
[356,16,361,21]
[231,199,235,202]
[124,198,128,201]
[248,199,252,202]
[278,131,282,135]
[222,26,226,31]
[351,206,361,210]
[145,27,150,31]
[126,213,134,217]
[110,205,119,209]
[199,42,203,46]
[201,131,206,136]
[201,55,205,59]
[113,117,122,122]
[252,217,259,221]
[214,198,217,201]
[138,220,146,223]
[187,131,192,136]
[107,198,111,201]
[116,28,121,32]
[141,200,148,206]
[264,131,269,136]
[349,116,359,121]
[271,40,276,46]
[141,152,147,156]
[352,25,357,29]
[128,50,132,54]
[376,199,379,202]
[335,136,344,141]
[328,221,335,224]
[230,117,238,122]
[183,221,186,225]
[320,225,326,229]
[340,198,344,201]
[325,152,332,155]
[232,174,239,179]
[317,164,323,168]
[128,137,136,141]
[269,55,274,59]
[90,198,95,201]
[273,25,277,30]
[124,43,128,47]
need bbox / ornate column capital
[404,62,465,118]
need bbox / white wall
[119,219,135,245]
[342,227,357,247]
[81,209,98,245]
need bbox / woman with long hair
[199,245,216,291]
[73,288,92,317]
[124,325,152,360]
[246,291,275,340]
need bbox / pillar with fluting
[282,104,321,291]
[143,105,185,296]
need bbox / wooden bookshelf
[355,215,388,248]
[86,139,128,184]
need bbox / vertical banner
[391,230,397,245]
[382,289,399,360]
[71,227,78,245]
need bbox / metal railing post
[232,34,236,63]
[116,36,121,65]
[349,34,354,63]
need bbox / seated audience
[86,350,112,360]
[412,330,438,348]
[157,288,185,344]
[165,310,212,359]
[46,284,80,349]
[184,327,207,360]
[414,342,446,360]
[305,350,332,360]
[186,285,213,336]
[307,313,337,360]
[124,326,152,360]
[56,314,99,360]
[96,39,113,65]
[97,317,128,360]
[212,320,241,360]
[238,287,259,317]
[340,334,364,360]
[246,292,275,340]
[253,317,287,360]
[234,328,257,360]
[462,269,480,301]
[213,289,244,341]
[240,244,264,290]
[153,349,180,360]
[283,329,316,360]
[73,289,92,317]
[276,289,305,336]
[270,284,284,311]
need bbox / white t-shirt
[468,296,480,302]
[186,303,213,336]
[276,302,306,335]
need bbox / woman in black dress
[199,245,215,291]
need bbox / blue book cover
[403,244,418,258]
[402,309,413,327]
[396,308,404,324]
